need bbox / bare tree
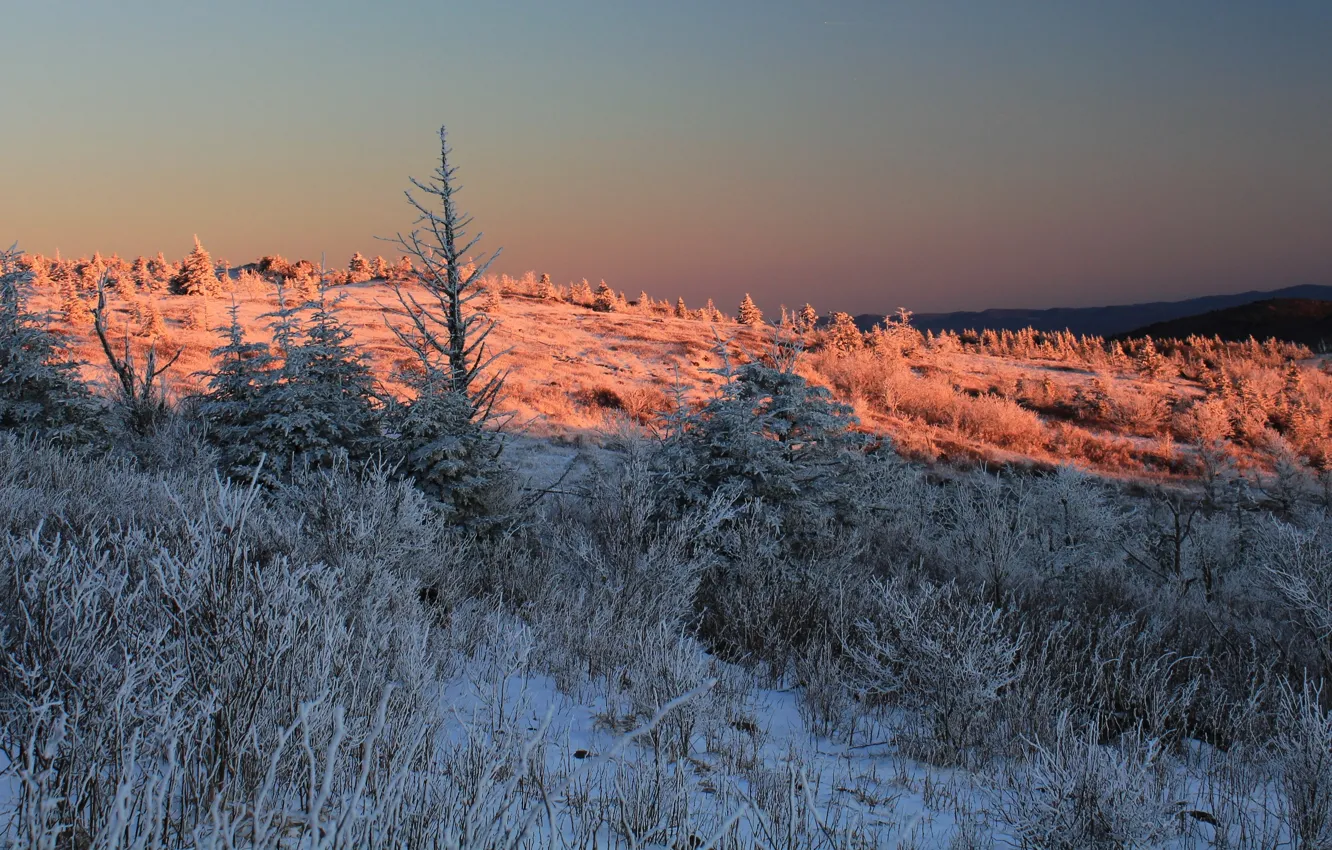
[92,277,180,432]
[386,126,505,422]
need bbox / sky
[2,1,1331,315]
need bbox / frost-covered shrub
[1001,716,1183,850]
[1262,520,1332,649]
[1072,617,1202,743]
[955,392,1048,452]
[546,443,729,666]
[1274,681,1332,850]
[937,475,1040,605]
[621,625,711,762]
[0,458,442,847]
[793,638,854,738]
[697,500,872,680]
[850,579,1025,764]
[1026,466,1124,577]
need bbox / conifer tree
[385,125,510,518]
[675,297,689,319]
[797,303,818,333]
[171,236,219,296]
[182,298,208,331]
[348,252,373,283]
[480,282,502,312]
[266,280,381,470]
[570,278,594,306]
[1108,340,1130,369]
[148,252,172,290]
[372,255,390,279]
[390,256,413,281]
[199,281,330,482]
[114,262,138,302]
[76,257,101,293]
[25,254,52,289]
[737,293,763,325]
[1282,362,1306,408]
[827,311,863,353]
[49,251,73,290]
[661,354,871,534]
[138,301,167,341]
[1135,336,1174,381]
[199,301,280,480]
[59,277,93,326]
[592,280,618,312]
[539,273,562,301]
[131,256,153,291]
[0,245,101,443]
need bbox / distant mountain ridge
[1116,298,1332,351]
[854,284,1332,337]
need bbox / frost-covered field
[1,426,1329,849]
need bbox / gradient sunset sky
[3,1,1331,314]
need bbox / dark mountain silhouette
[854,284,1332,337]
[1116,298,1332,351]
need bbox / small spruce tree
[198,301,280,480]
[738,293,763,325]
[58,272,92,326]
[348,252,373,283]
[384,125,511,521]
[390,256,414,281]
[0,245,101,443]
[592,280,617,312]
[827,311,863,353]
[148,252,172,290]
[660,355,873,536]
[266,280,381,470]
[1135,336,1175,381]
[138,301,167,341]
[170,236,219,296]
[570,278,594,306]
[797,303,818,333]
[131,256,153,291]
[539,273,562,301]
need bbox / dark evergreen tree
[348,252,373,283]
[198,301,279,480]
[0,245,101,443]
[738,293,763,325]
[662,361,869,518]
[592,280,617,312]
[797,303,818,333]
[268,282,381,470]
[170,236,219,296]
